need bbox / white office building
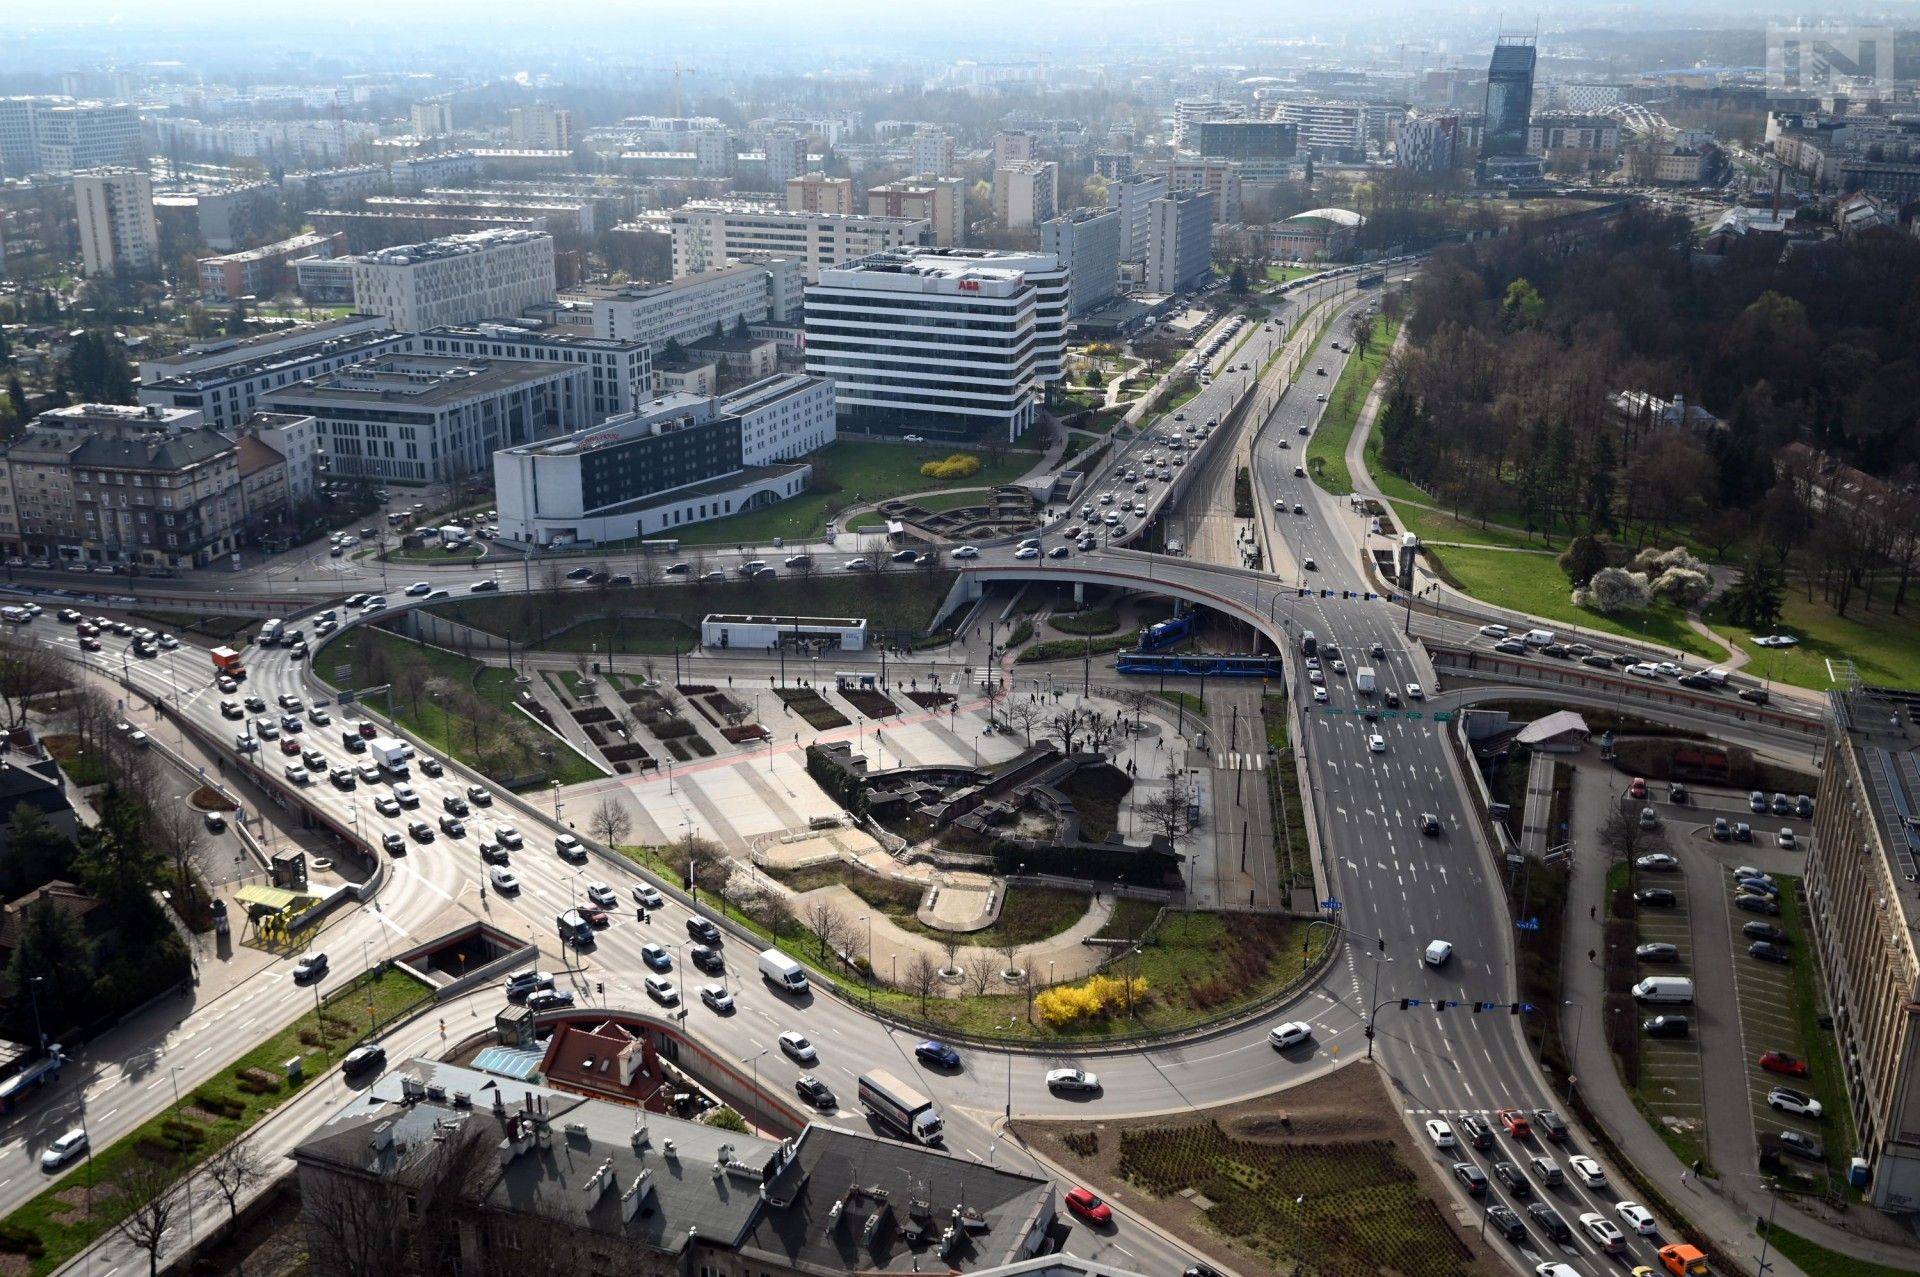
[992,161,1058,230]
[588,257,805,351]
[1268,99,1372,161]
[1041,207,1121,317]
[348,228,556,333]
[74,167,159,276]
[670,202,930,280]
[30,101,141,174]
[1146,192,1213,295]
[241,411,322,507]
[804,249,1064,443]
[1106,171,1169,263]
[492,375,832,547]
[410,102,454,136]
[410,323,652,423]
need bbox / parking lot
[1625,831,1708,1163]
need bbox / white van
[1523,628,1556,648]
[1632,977,1694,1005]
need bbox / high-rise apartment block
[410,101,454,137]
[1268,99,1371,161]
[1146,191,1212,296]
[1173,97,1245,148]
[1106,170,1169,263]
[348,228,557,332]
[805,248,1066,442]
[784,174,856,216]
[992,129,1036,169]
[1164,158,1242,223]
[22,100,141,174]
[1092,152,1133,180]
[867,176,965,247]
[1397,114,1467,171]
[1192,120,1298,180]
[509,104,573,151]
[1040,207,1121,317]
[1483,37,1538,159]
[74,167,158,276]
[764,131,808,186]
[670,202,929,280]
[992,161,1058,230]
[911,128,956,177]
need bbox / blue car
[641,943,673,972]
[915,1040,960,1070]
[1736,877,1781,900]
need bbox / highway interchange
[0,265,1819,1276]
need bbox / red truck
[210,646,245,679]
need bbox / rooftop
[505,390,723,458]
[202,232,339,266]
[1830,686,1920,935]
[265,355,579,409]
[140,313,395,379]
[349,227,550,267]
[421,321,644,353]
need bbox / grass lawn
[384,542,484,563]
[529,616,694,656]
[655,441,1040,548]
[41,734,109,787]
[1265,263,1318,284]
[1768,1227,1918,1277]
[1390,502,1553,552]
[1016,631,1142,664]
[315,628,604,789]
[1305,316,1400,496]
[1708,591,1920,691]
[433,570,957,647]
[1424,544,1724,660]
[1777,877,1858,1181]
[1050,608,1120,636]
[2,967,427,1275]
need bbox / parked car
[1759,1050,1810,1078]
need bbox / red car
[1759,1050,1809,1079]
[1628,777,1648,800]
[1064,1187,1112,1226]
[279,737,302,755]
[1496,1107,1532,1138]
[581,908,610,928]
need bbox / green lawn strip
[1767,1227,1919,1277]
[1708,592,1920,692]
[42,734,109,786]
[316,629,603,789]
[903,488,996,515]
[1305,316,1400,497]
[1260,695,1311,889]
[1265,263,1317,284]
[1049,609,1120,636]
[4,968,428,1274]
[1095,897,1161,941]
[1016,631,1142,664]
[659,442,1040,547]
[432,570,955,649]
[1422,544,1722,660]
[1779,878,1857,1180]
[529,617,693,656]
[383,542,485,564]
[1388,502,1551,552]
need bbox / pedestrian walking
[1588,948,1597,963]
[1589,905,1597,921]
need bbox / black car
[1636,942,1680,963]
[1644,1014,1690,1039]
[1452,1162,1488,1196]
[342,1045,387,1078]
[526,989,576,1012]
[1737,687,1771,705]
[1458,1114,1493,1150]
[1486,1204,1526,1243]
[1749,941,1792,964]
[1581,654,1614,669]
[1743,922,1790,945]
[1526,1203,1572,1243]
[1735,894,1782,917]
[1384,691,1402,709]
[1492,1161,1531,1198]
[795,1076,836,1109]
[1532,1109,1568,1143]
[687,916,721,944]
[1635,888,1677,907]
[690,944,725,974]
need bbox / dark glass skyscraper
[1482,36,1537,159]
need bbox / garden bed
[775,688,851,730]
[906,691,955,708]
[841,687,900,718]
[721,724,770,744]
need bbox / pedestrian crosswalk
[1216,751,1267,771]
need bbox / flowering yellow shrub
[1034,973,1149,1027]
[919,454,983,480]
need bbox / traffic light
[1510,1003,1523,1015]
[1472,1001,1486,1013]
[1399,998,1413,1011]
[1435,999,1446,1014]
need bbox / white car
[1535,1265,1581,1277]
[1308,669,1325,686]
[488,866,520,892]
[1479,624,1510,638]
[1579,1212,1626,1252]
[1045,1067,1101,1093]
[1768,1087,1823,1118]
[1616,1201,1657,1235]
[1568,1154,1606,1187]
[699,984,734,1013]
[1268,1021,1314,1050]
[586,882,616,908]
[1312,686,1329,703]
[1368,734,1386,753]
[1013,546,1041,560]
[1404,682,1425,701]
[632,884,664,910]
[1423,939,1453,967]
[1626,662,1661,678]
[644,974,678,1004]
[1423,1119,1456,1150]
[40,1128,87,1171]
[778,1031,817,1064]
[1636,853,1678,871]
[405,581,431,596]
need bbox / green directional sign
[1321,707,1345,716]
[1380,710,1400,719]
[1434,711,1454,722]
[1406,712,1425,721]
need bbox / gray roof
[1516,709,1590,745]
[743,1125,1052,1275]
[69,427,234,472]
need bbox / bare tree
[145,798,203,904]
[996,939,1024,979]
[112,1159,186,1277]
[587,796,632,849]
[0,630,63,735]
[1140,772,1202,842]
[204,1135,268,1229]
[904,952,942,1012]
[965,948,998,996]
[1115,687,1154,731]
[804,897,849,962]
[940,935,962,977]
[1004,698,1044,745]
[1599,806,1651,860]
[1048,704,1089,754]
[1084,708,1118,754]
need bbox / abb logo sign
[957,279,981,291]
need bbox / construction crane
[646,62,700,118]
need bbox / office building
[150,180,282,252]
[198,231,348,303]
[1093,152,1133,180]
[138,315,408,432]
[670,201,929,280]
[992,129,1036,169]
[0,403,242,569]
[294,255,355,305]
[1173,97,1245,148]
[1482,36,1538,160]
[1193,120,1298,181]
[1397,114,1467,172]
[348,228,556,332]
[1806,685,1920,1210]
[764,130,808,186]
[0,98,47,178]
[1145,192,1212,295]
[509,104,573,151]
[805,248,1065,443]
[868,175,965,247]
[1106,170,1168,263]
[1164,158,1242,223]
[30,101,141,174]
[993,161,1058,230]
[1269,99,1372,162]
[73,168,158,277]
[1040,207,1121,317]
[784,173,856,216]
[494,373,833,546]
[262,354,589,484]
[409,101,454,137]
[912,128,957,177]
[1528,115,1622,166]
[588,257,804,351]
[411,324,652,423]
